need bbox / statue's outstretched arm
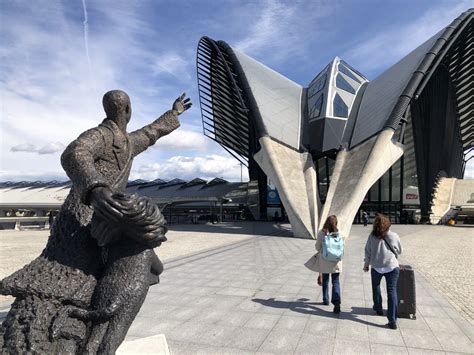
[129,93,192,156]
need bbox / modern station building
[0,178,253,229]
[196,9,474,238]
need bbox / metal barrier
[0,217,49,230]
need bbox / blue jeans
[371,267,400,324]
[322,273,341,305]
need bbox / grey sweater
[364,230,402,269]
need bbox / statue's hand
[90,186,123,222]
[172,93,192,115]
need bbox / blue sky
[1,0,473,181]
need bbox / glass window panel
[369,181,379,202]
[333,93,348,118]
[392,159,401,202]
[336,73,356,94]
[310,94,323,119]
[338,61,362,83]
[317,158,328,201]
[308,73,327,97]
[381,170,390,201]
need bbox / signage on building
[267,188,281,205]
[403,186,420,204]
[267,179,281,205]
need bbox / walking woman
[363,214,402,329]
[315,215,343,313]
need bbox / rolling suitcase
[397,264,416,319]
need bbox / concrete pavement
[125,224,473,354]
[1,223,473,353]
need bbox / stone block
[117,334,169,355]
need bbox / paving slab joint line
[163,235,272,270]
[162,223,296,270]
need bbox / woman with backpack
[315,215,344,313]
[363,213,402,330]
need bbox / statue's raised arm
[129,92,192,157]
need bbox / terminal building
[0,178,254,230]
[196,9,474,238]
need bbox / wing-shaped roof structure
[196,9,473,237]
[198,9,473,157]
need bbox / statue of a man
[0,90,191,353]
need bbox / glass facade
[391,159,401,202]
[314,115,421,224]
[338,61,362,83]
[333,93,348,118]
[310,94,324,119]
[336,73,356,94]
[316,156,336,203]
[308,73,327,97]
[265,118,421,225]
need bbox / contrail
[81,0,93,75]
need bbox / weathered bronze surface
[0,90,191,353]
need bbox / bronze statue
[0,90,191,353]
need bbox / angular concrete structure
[197,9,474,237]
[254,137,319,239]
[320,130,404,238]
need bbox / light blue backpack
[322,232,344,262]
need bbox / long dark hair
[323,215,338,233]
[372,213,391,239]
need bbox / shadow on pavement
[252,297,386,328]
[168,222,294,237]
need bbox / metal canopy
[447,14,474,153]
[350,9,473,154]
[197,37,250,167]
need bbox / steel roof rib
[196,37,251,167]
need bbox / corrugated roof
[350,9,473,149]
[350,31,442,147]
[0,185,70,206]
[129,179,248,204]
[0,178,247,207]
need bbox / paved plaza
[1,223,473,354]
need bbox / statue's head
[102,90,132,126]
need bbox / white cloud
[233,0,332,63]
[344,2,474,75]
[465,164,474,179]
[464,150,474,179]
[10,143,38,153]
[131,155,248,182]
[152,53,191,80]
[38,142,65,154]
[81,0,93,75]
[235,0,296,53]
[0,1,198,181]
[152,129,208,152]
[10,142,65,155]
